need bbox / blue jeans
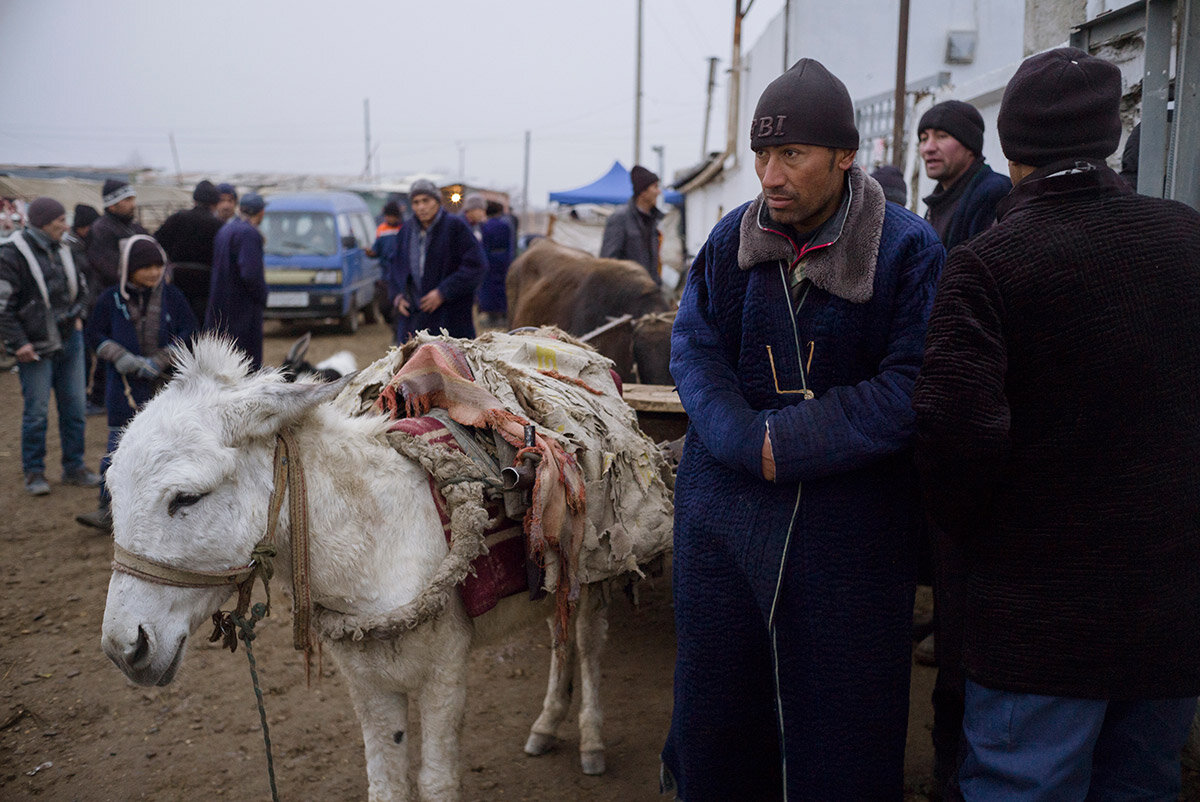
[960,679,1197,801]
[17,328,88,476]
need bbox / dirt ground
[0,319,1186,801]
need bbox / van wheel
[340,310,360,334]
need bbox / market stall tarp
[548,162,683,206]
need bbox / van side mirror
[341,235,358,249]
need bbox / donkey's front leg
[415,631,471,801]
[574,583,609,775]
[342,665,412,802]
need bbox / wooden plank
[622,383,685,414]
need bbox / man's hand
[14,343,38,363]
[394,296,411,317]
[762,429,776,481]
[419,289,444,313]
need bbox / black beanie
[73,204,100,229]
[870,165,907,205]
[917,100,985,155]
[998,47,1122,168]
[102,178,135,207]
[127,237,166,272]
[630,165,660,197]
[750,58,859,151]
[193,180,220,206]
[27,197,66,228]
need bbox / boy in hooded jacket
[76,235,196,530]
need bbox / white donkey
[101,338,610,802]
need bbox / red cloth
[389,416,527,617]
[376,340,587,643]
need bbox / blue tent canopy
[548,161,683,206]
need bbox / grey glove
[113,351,147,376]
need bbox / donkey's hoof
[524,732,556,756]
[580,750,606,775]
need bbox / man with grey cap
[0,197,99,496]
[385,179,484,342]
[205,193,268,369]
[664,58,944,799]
[914,47,1200,798]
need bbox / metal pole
[783,0,791,71]
[522,130,531,215]
[727,1,745,169]
[892,0,911,168]
[1171,0,1200,210]
[652,144,665,181]
[168,132,182,182]
[635,0,644,166]
[363,99,371,179]
[458,142,466,180]
[702,57,719,159]
[1138,0,1173,197]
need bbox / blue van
[261,192,382,333]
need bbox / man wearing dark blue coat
[663,58,945,800]
[204,193,268,369]
[386,179,485,341]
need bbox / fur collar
[737,163,885,303]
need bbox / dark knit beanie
[750,58,859,151]
[73,204,100,229]
[239,193,266,215]
[27,197,66,228]
[382,200,402,217]
[193,180,220,206]
[630,165,660,197]
[870,165,908,205]
[998,47,1122,167]
[409,179,440,203]
[215,182,238,199]
[127,237,166,272]
[917,100,985,155]
[102,179,135,207]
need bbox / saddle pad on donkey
[389,415,527,617]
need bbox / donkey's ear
[284,331,312,366]
[225,372,355,442]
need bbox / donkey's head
[101,336,348,686]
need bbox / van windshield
[263,211,338,256]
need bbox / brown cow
[507,239,672,383]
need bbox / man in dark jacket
[0,198,99,496]
[204,193,268,369]
[663,59,944,800]
[466,198,514,329]
[600,165,664,284]
[918,100,1011,250]
[155,179,224,325]
[386,179,484,342]
[913,48,1200,800]
[86,179,147,409]
[915,99,1012,798]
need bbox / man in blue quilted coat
[663,58,945,800]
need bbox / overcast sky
[0,0,782,206]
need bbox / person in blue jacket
[466,198,514,329]
[204,193,267,369]
[662,58,945,800]
[77,235,196,530]
[386,179,485,342]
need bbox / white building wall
[684,0,1026,256]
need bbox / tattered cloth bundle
[331,327,674,644]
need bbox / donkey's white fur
[101,338,609,802]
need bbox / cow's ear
[225,373,355,442]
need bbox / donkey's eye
[168,492,207,517]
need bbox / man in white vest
[0,197,99,496]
